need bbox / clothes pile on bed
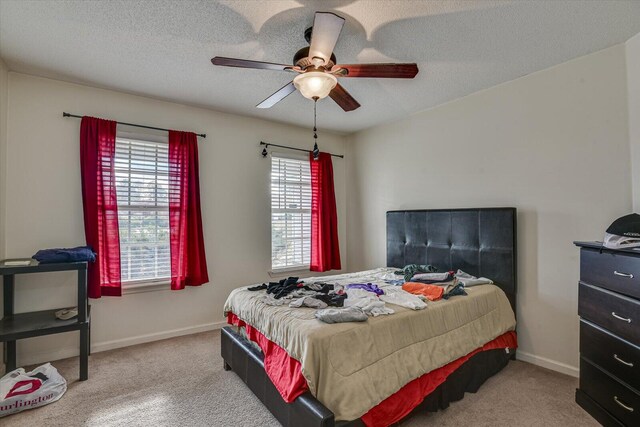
[244,265,494,324]
[223,267,516,425]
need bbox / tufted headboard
[387,208,517,312]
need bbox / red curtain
[309,152,341,272]
[168,130,209,289]
[80,116,121,298]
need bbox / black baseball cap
[606,213,640,238]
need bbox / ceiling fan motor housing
[293,47,336,70]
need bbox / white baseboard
[516,350,579,378]
[92,321,227,353]
[17,321,227,367]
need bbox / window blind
[271,155,311,270]
[114,137,171,282]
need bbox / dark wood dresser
[575,241,640,426]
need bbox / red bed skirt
[227,312,517,427]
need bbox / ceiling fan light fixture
[293,71,337,100]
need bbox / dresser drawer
[581,248,640,299]
[580,359,640,426]
[581,320,640,391]
[579,282,640,344]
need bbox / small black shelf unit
[0,260,90,380]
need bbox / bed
[221,208,517,427]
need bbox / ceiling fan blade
[308,12,345,66]
[211,56,292,72]
[329,83,360,112]
[256,82,297,109]
[334,63,419,78]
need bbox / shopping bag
[0,363,67,417]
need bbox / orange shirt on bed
[402,282,444,301]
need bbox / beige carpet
[3,330,597,427]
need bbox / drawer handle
[614,270,634,279]
[613,354,634,367]
[614,396,634,412]
[612,312,632,323]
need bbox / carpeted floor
[3,330,597,427]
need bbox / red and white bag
[0,363,67,417]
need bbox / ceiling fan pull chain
[313,97,320,160]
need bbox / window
[271,155,311,270]
[114,136,170,283]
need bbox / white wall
[346,45,631,376]
[4,73,347,366]
[628,32,640,211]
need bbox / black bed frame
[221,208,517,427]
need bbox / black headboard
[387,208,517,312]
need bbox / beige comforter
[223,268,516,421]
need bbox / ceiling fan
[211,12,419,112]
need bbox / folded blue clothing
[32,246,96,264]
[442,283,468,300]
[411,271,455,284]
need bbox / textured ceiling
[1,0,640,133]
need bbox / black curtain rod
[260,141,344,159]
[62,112,206,138]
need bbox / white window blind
[271,155,311,270]
[115,137,171,282]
